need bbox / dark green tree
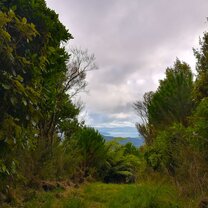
[69,127,107,179]
[148,59,193,129]
[135,59,193,146]
[0,0,82,192]
[0,9,39,189]
[193,32,208,102]
[191,32,208,161]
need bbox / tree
[134,92,155,144]
[0,9,39,188]
[193,32,208,102]
[35,47,97,178]
[144,123,187,175]
[134,59,193,146]
[148,59,193,129]
[69,127,107,179]
[0,0,77,191]
[65,47,97,97]
[191,97,208,159]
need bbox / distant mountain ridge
[102,135,144,147]
[97,127,139,138]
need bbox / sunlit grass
[20,182,189,208]
[83,182,183,208]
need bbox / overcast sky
[46,0,208,137]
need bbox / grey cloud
[46,0,208,129]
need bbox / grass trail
[19,182,191,208]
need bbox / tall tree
[148,59,193,129]
[134,59,193,145]
[193,32,208,102]
[0,0,77,190]
[0,9,39,182]
[134,92,155,144]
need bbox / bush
[100,140,141,183]
[66,127,107,180]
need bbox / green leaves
[148,59,193,129]
[1,83,10,90]
[22,17,27,24]
[0,160,10,175]
[71,127,107,177]
[193,32,208,102]
[101,140,140,183]
[0,0,90,194]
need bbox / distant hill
[97,127,139,138]
[102,135,144,147]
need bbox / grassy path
[20,182,189,208]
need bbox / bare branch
[63,47,98,96]
[133,91,154,125]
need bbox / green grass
[23,191,59,208]
[13,182,186,208]
[83,182,182,208]
[22,188,85,208]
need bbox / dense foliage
[0,0,95,203]
[135,30,208,199]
